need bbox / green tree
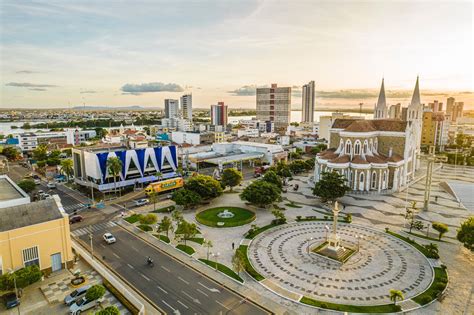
[172,188,202,209]
[312,171,350,203]
[139,213,158,225]
[240,180,281,208]
[94,127,108,139]
[262,170,282,190]
[271,209,286,224]
[0,265,42,291]
[46,157,61,166]
[175,220,198,246]
[289,160,307,174]
[424,243,439,258]
[1,146,20,160]
[148,190,159,211]
[17,179,36,193]
[159,216,172,237]
[232,250,246,276]
[457,216,474,251]
[275,161,292,178]
[204,240,213,261]
[60,158,74,181]
[411,220,425,233]
[432,222,449,240]
[221,168,243,191]
[107,157,122,196]
[389,289,404,305]
[95,306,120,315]
[288,151,302,160]
[86,284,106,301]
[171,210,184,224]
[304,158,315,171]
[185,174,223,199]
[32,144,48,161]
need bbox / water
[228,110,373,124]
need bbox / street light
[324,225,330,242]
[8,269,20,315]
[307,237,313,254]
[89,226,94,260]
[211,252,220,270]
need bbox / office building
[428,100,443,112]
[422,110,449,151]
[181,94,193,120]
[256,84,291,129]
[302,81,315,123]
[389,103,402,119]
[164,99,179,119]
[211,102,228,126]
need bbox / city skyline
[1,0,473,108]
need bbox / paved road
[77,224,268,315]
[37,181,90,214]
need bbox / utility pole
[422,146,447,211]
[89,226,94,260]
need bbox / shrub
[320,303,328,308]
[419,296,432,305]
[17,179,36,193]
[95,306,120,315]
[86,284,106,301]
[345,213,352,223]
[137,224,152,232]
[296,215,302,221]
[139,213,157,225]
[0,265,43,290]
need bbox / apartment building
[421,110,450,151]
[302,81,315,123]
[180,94,193,120]
[164,99,180,119]
[211,102,228,126]
[256,84,291,129]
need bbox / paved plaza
[248,221,434,306]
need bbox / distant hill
[72,105,148,111]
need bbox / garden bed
[176,244,195,255]
[245,222,283,239]
[151,205,175,213]
[187,237,204,245]
[412,267,448,305]
[386,230,439,258]
[153,234,170,244]
[198,259,243,283]
[196,207,256,228]
[137,224,152,232]
[237,245,264,281]
[300,296,401,313]
[124,214,140,224]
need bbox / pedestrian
[121,211,124,218]
[435,196,438,202]
[232,242,235,250]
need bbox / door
[51,253,62,272]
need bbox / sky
[1,0,473,109]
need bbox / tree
[148,190,158,211]
[0,265,42,291]
[17,179,36,193]
[271,209,286,225]
[204,240,213,261]
[139,213,158,225]
[424,243,439,259]
[289,160,307,174]
[221,168,243,191]
[410,220,425,233]
[106,157,122,196]
[185,174,223,199]
[432,222,449,240]
[1,146,20,160]
[175,220,198,246]
[95,306,120,315]
[389,289,404,305]
[288,151,302,160]
[272,161,292,178]
[86,284,106,301]
[457,216,474,251]
[232,250,246,276]
[240,180,281,208]
[304,158,315,171]
[60,158,74,181]
[171,210,184,224]
[172,188,202,209]
[32,144,48,161]
[94,127,108,139]
[159,216,172,237]
[262,170,282,190]
[46,157,61,166]
[312,171,350,203]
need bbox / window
[23,246,40,267]
[371,171,377,189]
[345,140,352,155]
[359,172,364,183]
[354,141,361,155]
[374,139,378,151]
[363,140,368,154]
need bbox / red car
[69,215,83,224]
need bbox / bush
[138,224,152,232]
[419,296,432,305]
[139,213,157,225]
[0,265,43,290]
[124,214,141,224]
[95,306,120,315]
[86,284,106,301]
[17,179,36,193]
[345,213,352,223]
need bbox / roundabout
[195,207,256,228]
[248,221,434,308]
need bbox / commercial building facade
[302,81,315,123]
[164,99,180,119]
[421,111,449,151]
[180,94,193,120]
[17,129,96,152]
[256,84,291,129]
[211,102,228,126]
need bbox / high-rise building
[301,81,315,123]
[428,100,443,112]
[181,94,193,120]
[421,110,449,151]
[446,97,464,122]
[164,99,179,119]
[256,83,291,129]
[446,97,455,120]
[211,102,228,126]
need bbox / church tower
[374,78,388,119]
[406,76,423,176]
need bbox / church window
[371,171,377,189]
[345,140,352,155]
[354,140,361,155]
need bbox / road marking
[127,263,134,269]
[181,291,201,304]
[178,276,189,285]
[157,285,168,294]
[196,289,208,297]
[161,266,170,272]
[112,253,120,259]
[215,300,229,309]
[198,282,220,293]
[140,273,151,281]
[162,300,176,311]
[99,244,106,248]
[177,300,188,309]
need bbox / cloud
[228,85,258,96]
[80,90,98,94]
[121,82,184,95]
[29,88,46,91]
[16,70,40,74]
[5,82,58,88]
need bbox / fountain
[217,209,235,219]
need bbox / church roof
[344,120,377,132]
[410,76,421,107]
[332,119,407,132]
[376,78,386,109]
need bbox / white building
[180,94,192,120]
[256,84,291,129]
[161,118,193,132]
[17,129,96,152]
[171,131,201,146]
[237,128,260,138]
[164,99,180,119]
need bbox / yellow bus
[145,177,184,196]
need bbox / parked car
[103,233,116,244]
[69,296,104,315]
[69,215,83,224]
[2,292,20,309]
[41,193,52,200]
[47,182,56,189]
[134,198,149,207]
[64,285,91,306]
[34,178,41,185]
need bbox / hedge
[237,245,264,281]
[198,259,243,283]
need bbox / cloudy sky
[1,0,472,109]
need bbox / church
[313,77,423,193]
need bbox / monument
[327,201,342,252]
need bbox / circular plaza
[248,221,434,306]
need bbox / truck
[145,177,184,196]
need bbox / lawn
[300,296,401,313]
[413,267,448,305]
[285,202,302,208]
[198,259,243,283]
[237,245,264,281]
[176,244,195,255]
[124,214,141,224]
[245,222,282,239]
[137,224,152,232]
[406,231,447,243]
[196,207,256,228]
[151,205,175,213]
[188,237,204,245]
[386,230,439,258]
[153,234,170,243]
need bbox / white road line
[157,286,168,294]
[127,263,134,269]
[177,300,189,309]
[161,266,170,272]
[112,253,120,259]
[178,276,189,285]
[181,291,195,301]
[140,273,151,281]
[99,244,106,248]
[215,300,229,309]
[198,282,220,293]
[161,300,176,311]
[196,289,208,297]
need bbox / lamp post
[212,252,220,270]
[89,227,94,260]
[8,269,20,315]
[307,237,313,254]
[325,225,329,242]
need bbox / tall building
[421,110,449,151]
[428,100,443,112]
[256,83,291,129]
[211,102,228,126]
[181,94,193,120]
[446,97,455,120]
[164,99,179,119]
[445,97,464,122]
[301,81,315,123]
[389,103,401,119]
[374,78,388,119]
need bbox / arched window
[371,171,377,189]
[345,140,352,155]
[383,171,387,188]
[359,172,364,184]
[363,140,368,154]
[369,139,373,152]
[374,138,378,152]
[354,140,361,155]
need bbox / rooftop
[332,119,408,132]
[0,175,29,204]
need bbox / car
[47,182,56,189]
[134,198,149,207]
[32,174,40,179]
[69,215,83,224]
[34,178,41,185]
[2,292,20,309]
[41,193,52,199]
[69,296,104,315]
[103,233,116,244]
[37,190,45,195]
[64,285,91,306]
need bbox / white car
[134,198,149,207]
[41,193,52,199]
[103,233,116,244]
[69,296,104,315]
[34,179,41,185]
[47,182,56,189]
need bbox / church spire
[374,78,387,119]
[410,76,421,107]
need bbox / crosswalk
[63,203,86,214]
[71,221,117,237]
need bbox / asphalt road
[78,225,268,315]
[37,181,90,214]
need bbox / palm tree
[60,158,74,182]
[149,190,158,212]
[232,250,245,276]
[156,171,162,181]
[389,289,404,305]
[160,216,172,238]
[107,157,122,197]
[204,240,213,261]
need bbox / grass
[406,231,447,243]
[137,224,152,232]
[300,296,401,313]
[124,214,141,224]
[176,244,195,255]
[296,216,346,223]
[237,245,264,281]
[151,205,175,213]
[245,222,282,239]
[198,259,244,283]
[413,267,448,305]
[386,230,439,258]
[153,234,170,243]
[188,237,204,245]
[196,207,256,228]
[285,202,302,208]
